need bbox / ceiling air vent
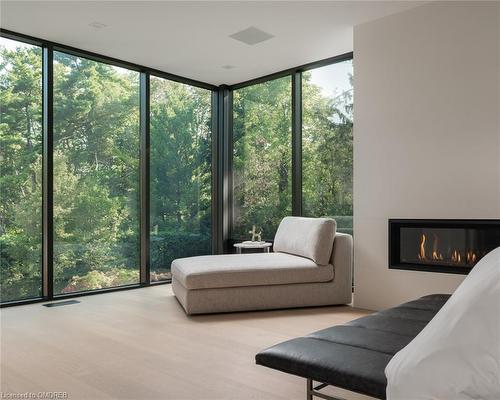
[229,26,274,46]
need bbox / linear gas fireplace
[389,219,500,274]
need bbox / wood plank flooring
[1,285,373,400]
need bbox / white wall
[353,1,500,310]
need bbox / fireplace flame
[431,233,443,260]
[466,251,477,264]
[416,233,478,266]
[451,250,463,263]
[418,234,426,260]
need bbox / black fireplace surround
[389,219,500,275]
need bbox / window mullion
[140,71,151,285]
[42,45,54,300]
[292,72,302,217]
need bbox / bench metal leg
[307,379,313,400]
[306,379,347,400]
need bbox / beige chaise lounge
[171,217,353,314]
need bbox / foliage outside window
[0,38,43,302]
[302,61,353,235]
[232,77,292,240]
[150,77,212,282]
[53,52,141,294]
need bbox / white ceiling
[1,1,423,86]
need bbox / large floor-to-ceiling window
[1,32,216,304]
[232,76,292,240]
[230,58,353,242]
[53,52,141,294]
[0,30,352,305]
[302,60,353,235]
[0,37,43,302]
[150,77,212,282]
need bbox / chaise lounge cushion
[171,253,334,290]
[273,217,336,265]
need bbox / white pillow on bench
[385,246,500,400]
[273,217,336,265]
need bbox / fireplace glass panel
[400,227,500,269]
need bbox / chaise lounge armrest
[329,232,353,303]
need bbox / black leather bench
[255,294,450,400]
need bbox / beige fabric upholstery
[172,253,333,290]
[330,232,354,303]
[171,232,353,315]
[172,275,348,315]
[273,217,336,265]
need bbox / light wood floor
[1,285,374,400]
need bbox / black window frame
[0,28,353,306]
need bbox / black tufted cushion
[255,294,450,399]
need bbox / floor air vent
[43,300,80,307]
